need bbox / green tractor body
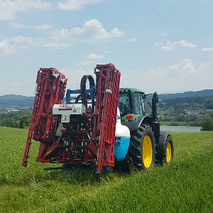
[117,88,174,170]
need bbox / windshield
[118,91,146,117]
[118,92,131,117]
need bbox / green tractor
[118,88,174,170]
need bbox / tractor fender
[139,116,153,129]
[121,116,153,132]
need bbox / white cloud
[146,59,197,80]
[179,40,196,48]
[160,32,167,37]
[0,36,32,55]
[155,41,176,51]
[156,40,196,51]
[0,40,14,55]
[10,22,26,28]
[169,58,196,74]
[58,0,103,11]
[0,0,50,21]
[126,37,137,43]
[10,22,51,30]
[44,19,124,48]
[81,53,105,67]
[121,59,213,93]
[142,59,191,80]
[202,46,213,52]
[36,24,51,30]
[86,53,104,60]
[60,67,95,90]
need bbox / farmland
[0,127,213,213]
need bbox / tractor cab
[118,88,159,134]
[118,88,146,118]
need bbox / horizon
[1,0,213,95]
[1,88,213,98]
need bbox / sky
[0,0,213,96]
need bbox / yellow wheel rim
[166,143,172,163]
[142,135,153,168]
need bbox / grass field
[0,126,213,213]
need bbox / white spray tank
[114,108,131,161]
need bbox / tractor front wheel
[129,124,155,170]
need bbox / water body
[160,125,201,132]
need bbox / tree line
[158,95,213,130]
[1,94,213,131]
[0,110,31,129]
[1,111,212,131]
[159,95,213,111]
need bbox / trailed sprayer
[22,64,174,173]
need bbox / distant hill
[159,95,213,110]
[159,89,213,100]
[0,89,213,110]
[0,94,34,109]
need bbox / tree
[201,117,213,131]
[19,114,31,128]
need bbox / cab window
[118,92,131,116]
[133,93,145,115]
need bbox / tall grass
[0,127,212,213]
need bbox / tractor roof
[119,88,145,94]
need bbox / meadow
[0,126,212,213]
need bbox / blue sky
[0,0,213,96]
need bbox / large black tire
[128,123,156,170]
[115,154,131,173]
[157,133,174,165]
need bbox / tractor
[22,63,174,173]
[118,88,174,170]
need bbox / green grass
[0,127,213,213]
[160,121,199,126]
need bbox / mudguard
[121,115,153,132]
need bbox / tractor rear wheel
[129,124,155,170]
[157,133,174,164]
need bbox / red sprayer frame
[22,68,67,167]
[22,64,120,173]
[94,64,121,172]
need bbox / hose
[80,75,95,108]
